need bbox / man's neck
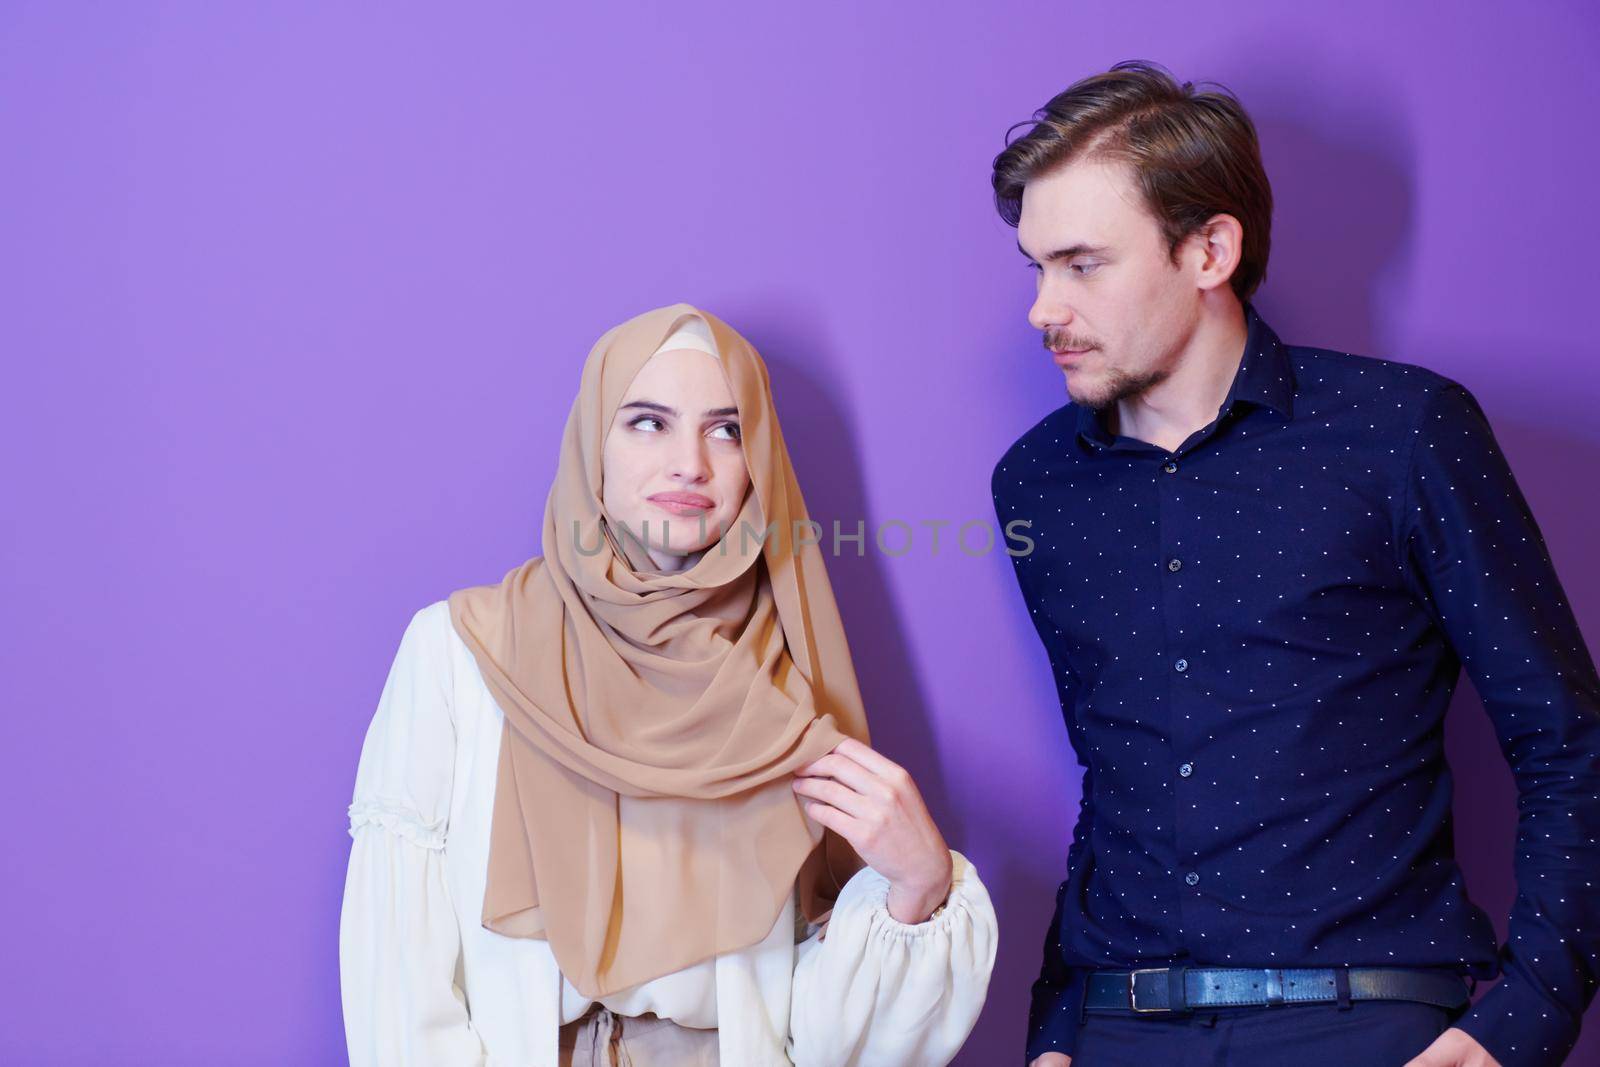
[1110,299,1249,453]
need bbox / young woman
[339,303,998,1066]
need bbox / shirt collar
[1075,302,1295,450]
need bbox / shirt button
[1175,658,1189,672]
[1163,460,1179,474]
[1185,872,1200,886]
[1179,762,1193,777]
[1167,558,1183,572]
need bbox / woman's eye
[631,416,665,433]
[709,423,741,442]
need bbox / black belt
[1083,966,1472,1016]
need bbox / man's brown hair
[992,60,1273,302]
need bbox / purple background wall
[4,2,1598,1063]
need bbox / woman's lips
[649,492,714,515]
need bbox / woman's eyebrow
[620,401,739,418]
[620,400,676,416]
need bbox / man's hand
[1024,1021,1495,1066]
[791,737,954,923]
[1402,1027,1502,1067]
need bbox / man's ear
[1190,213,1244,293]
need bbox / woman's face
[600,347,751,570]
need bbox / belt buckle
[1129,967,1169,1013]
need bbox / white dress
[339,599,999,1066]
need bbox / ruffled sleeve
[339,602,487,1067]
[787,849,998,1066]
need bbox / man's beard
[1043,327,1169,411]
[1068,362,1171,411]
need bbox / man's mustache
[1043,328,1099,352]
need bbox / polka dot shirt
[993,304,1600,1067]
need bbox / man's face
[1017,156,1201,410]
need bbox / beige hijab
[446,302,871,998]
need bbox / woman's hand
[791,737,954,923]
[1030,1055,1071,1067]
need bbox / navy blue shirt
[992,305,1600,1067]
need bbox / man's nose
[1028,280,1075,333]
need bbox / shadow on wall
[724,299,960,857]
[755,309,1093,1062]
[1253,72,1600,1061]
[1250,105,1415,358]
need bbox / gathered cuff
[347,797,448,850]
[838,849,988,941]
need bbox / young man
[989,61,1600,1067]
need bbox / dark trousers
[1069,998,1467,1066]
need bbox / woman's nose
[670,437,710,482]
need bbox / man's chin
[1063,374,1112,411]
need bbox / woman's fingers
[791,774,871,818]
[827,739,920,803]
[827,737,905,781]
[798,798,860,839]
[796,751,886,797]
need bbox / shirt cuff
[1450,972,1581,1067]
[1024,970,1084,1062]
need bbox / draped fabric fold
[447,303,870,997]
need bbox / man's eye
[1071,261,1101,276]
